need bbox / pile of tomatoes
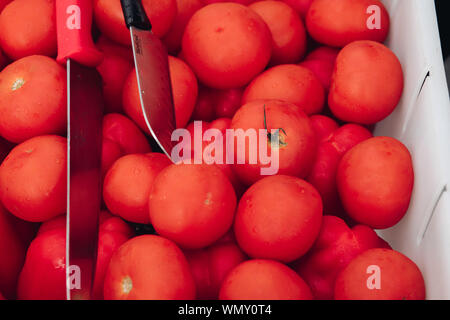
[0,0,426,300]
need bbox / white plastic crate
[377,0,450,300]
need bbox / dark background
[435,0,449,59]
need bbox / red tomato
[103,153,172,224]
[219,260,313,300]
[305,46,340,63]
[18,212,134,300]
[185,241,247,299]
[299,59,334,91]
[96,37,134,114]
[280,0,314,18]
[249,1,307,65]
[234,175,323,262]
[93,0,177,45]
[0,135,67,222]
[329,41,404,124]
[0,204,27,299]
[231,100,317,186]
[0,0,12,12]
[101,137,123,178]
[149,164,237,249]
[337,137,414,229]
[203,0,257,4]
[0,0,56,60]
[242,65,325,115]
[334,248,425,300]
[309,115,339,142]
[162,0,204,54]
[103,235,196,300]
[182,3,272,89]
[123,56,198,131]
[190,85,216,122]
[0,55,66,143]
[306,0,390,47]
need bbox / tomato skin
[334,248,425,300]
[249,1,307,65]
[149,163,237,249]
[0,204,27,299]
[123,56,198,131]
[0,0,56,60]
[103,153,172,224]
[219,260,313,300]
[280,0,314,18]
[182,3,272,89]
[94,0,177,45]
[0,55,66,143]
[0,135,67,222]
[185,241,247,300]
[337,137,414,229]
[306,0,390,48]
[231,100,318,186]
[242,65,325,116]
[234,175,323,263]
[306,46,340,64]
[309,115,339,142]
[104,235,196,300]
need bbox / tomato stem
[264,105,287,147]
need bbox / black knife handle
[120,0,152,30]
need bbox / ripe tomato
[0,55,66,143]
[249,1,307,65]
[103,153,172,224]
[280,0,314,18]
[162,0,204,54]
[96,37,134,114]
[309,115,339,142]
[103,235,196,300]
[231,100,317,186]
[242,65,325,116]
[219,260,313,300]
[337,137,414,229]
[185,241,247,299]
[94,0,177,45]
[0,135,67,222]
[0,204,27,299]
[334,248,425,300]
[306,0,390,47]
[123,56,198,131]
[329,41,404,124]
[149,164,237,249]
[182,3,272,89]
[0,0,56,60]
[234,175,323,262]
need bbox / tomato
[0,55,66,143]
[299,59,334,92]
[96,37,134,114]
[123,56,198,131]
[219,260,313,300]
[234,175,322,262]
[306,0,390,47]
[0,135,66,222]
[203,0,257,4]
[185,241,247,299]
[0,0,56,60]
[0,1,12,12]
[280,0,314,18]
[101,138,123,178]
[162,0,204,54]
[305,46,340,63]
[242,65,325,116]
[231,100,317,186]
[103,153,172,224]
[337,137,414,229]
[334,248,425,300]
[307,124,372,215]
[18,212,134,300]
[0,204,27,299]
[104,235,196,300]
[149,164,236,249]
[249,1,307,65]
[182,3,272,89]
[93,0,177,45]
[309,115,339,142]
[329,41,404,124]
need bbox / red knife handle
[56,0,103,67]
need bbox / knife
[56,0,104,300]
[120,0,176,159]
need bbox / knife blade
[56,0,104,300]
[120,0,176,159]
